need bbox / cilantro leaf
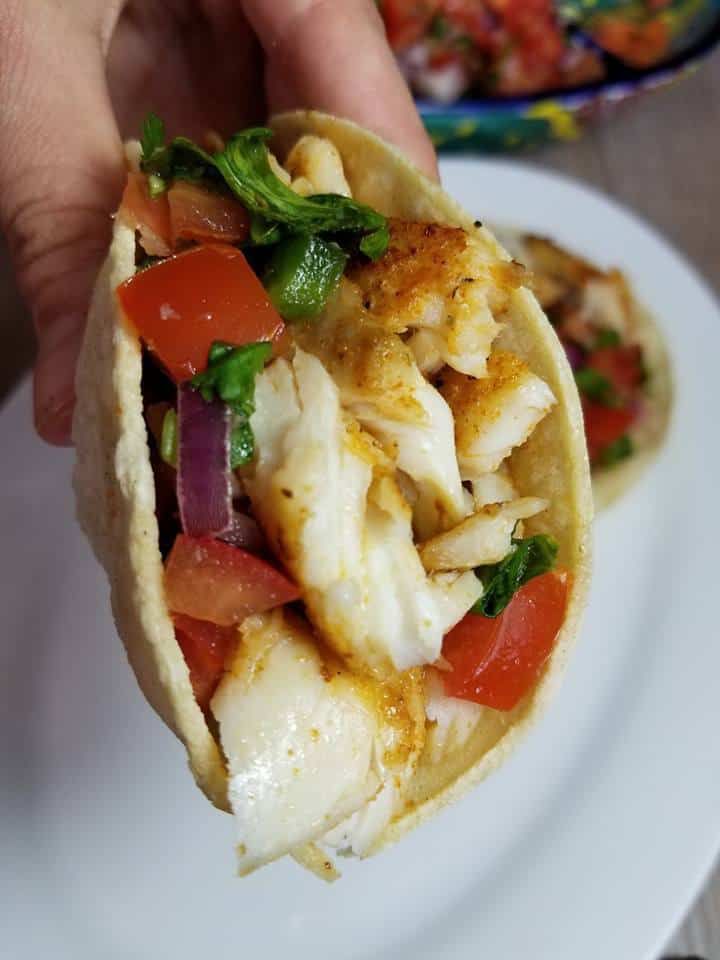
[190,341,271,415]
[189,341,272,468]
[429,13,449,38]
[135,114,389,260]
[473,535,558,618]
[595,327,621,348]
[140,113,166,168]
[598,433,633,467]
[575,367,618,406]
[213,128,388,258]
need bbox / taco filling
[505,233,669,482]
[112,116,573,874]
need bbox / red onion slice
[219,512,265,553]
[561,338,585,371]
[177,384,232,537]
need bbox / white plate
[2,159,719,960]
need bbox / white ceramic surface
[2,160,719,960]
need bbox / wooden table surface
[1,48,718,960]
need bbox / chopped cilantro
[598,433,634,468]
[595,328,621,348]
[575,367,618,406]
[136,114,389,260]
[473,534,559,619]
[190,341,272,468]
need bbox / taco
[498,230,672,508]
[73,110,591,878]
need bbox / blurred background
[3,0,719,404]
[1,2,718,954]
[379,7,720,948]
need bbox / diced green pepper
[147,173,167,199]
[263,234,347,320]
[160,408,178,467]
[230,421,255,469]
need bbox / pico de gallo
[518,233,649,470]
[379,0,711,102]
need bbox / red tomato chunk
[173,613,238,711]
[582,399,634,464]
[441,571,569,711]
[164,534,300,627]
[119,172,172,256]
[117,243,284,383]
[167,181,250,246]
[588,345,644,398]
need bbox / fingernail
[33,313,85,446]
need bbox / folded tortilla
[73,111,592,862]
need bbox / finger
[0,1,125,444]
[241,0,438,180]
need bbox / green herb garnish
[429,13,449,38]
[473,534,558,619]
[598,433,634,468]
[190,341,272,468]
[138,114,388,259]
[140,113,167,172]
[264,234,347,320]
[595,328,621,348]
[147,173,167,199]
[575,367,618,406]
[214,129,388,258]
[230,421,255,468]
[160,408,178,467]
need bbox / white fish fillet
[440,351,556,476]
[248,350,478,675]
[211,611,380,874]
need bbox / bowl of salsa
[380,0,720,150]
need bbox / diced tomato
[582,399,635,464]
[167,180,250,247]
[503,0,565,60]
[588,345,644,398]
[591,15,669,69]
[117,243,285,383]
[441,570,569,711]
[383,0,438,49]
[440,0,496,49]
[173,613,238,711]
[119,172,172,256]
[428,46,466,69]
[164,534,300,627]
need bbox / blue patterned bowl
[419,10,720,153]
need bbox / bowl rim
[416,11,720,115]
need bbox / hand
[0,0,437,445]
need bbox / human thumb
[0,2,124,444]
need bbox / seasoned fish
[349,220,525,378]
[248,349,479,676]
[212,609,424,873]
[439,351,556,478]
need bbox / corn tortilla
[73,111,592,857]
